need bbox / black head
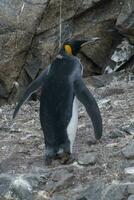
[62,38,100,56]
[62,39,87,56]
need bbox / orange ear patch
[64,44,72,55]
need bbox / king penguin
[13,38,102,165]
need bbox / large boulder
[0,0,134,105]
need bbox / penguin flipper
[13,67,49,119]
[74,77,102,140]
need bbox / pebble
[78,152,97,166]
[10,177,33,200]
[106,143,118,147]
[124,167,134,175]
[122,142,134,159]
[98,99,111,108]
[109,130,125,138]
[128,195,134,200]
[124,124,134,136]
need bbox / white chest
[67,97,79,153]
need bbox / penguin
[13,38,102,165]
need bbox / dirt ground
[0,71,134,199]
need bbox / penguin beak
[80,37,100,47]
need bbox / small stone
[122,142,134,159]
[124,124,134,136]
[78,152,97,166]
[87,139,97,146]
[124,167,134,175]
[45,169,74,192]
[51,195,66,200]
[127,183,134,194]
[106,143,118,148]
[102,182,127,200]
[36,190,51,200]
[128,195,134,200]
[98,99,111,108]
[0,174,12,197]
[109,130,125,139]
[10,176,33,200]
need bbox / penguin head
[63,39,87,56]
[63,38,100,56]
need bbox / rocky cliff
[0,0,134,105]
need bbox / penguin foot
[44,156,53,166]
[59,153,75,164]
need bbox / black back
[40,54,81,146]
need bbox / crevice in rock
[80,51,103,75]
[8,0,51,102]
[73,0,113,20]
[115,55,134,72]
[23,0,48,6]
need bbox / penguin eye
[64,44,72,55]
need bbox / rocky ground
[0,71,134,200]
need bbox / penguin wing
[74,77,102,139]
[13,66,50,119]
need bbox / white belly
[67,97,79,153]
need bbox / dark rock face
[0,0,134,105]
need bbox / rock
[77,180,106,200]
[10,176,33,200]
[51,195,66,200]
[127,183,134,194]
[110,39,134,72]
[106,143,118,148]
[78,152,97,166]
[102,182,128,200]
[124,124,134,136]
[35,190,51,200]
[109,130,125,139]
[45,169,74,192]
[0,0,49,105]
[0,0,131,105]
[124,167,134,175]
[122,142,134,159]
[116,0,134,42]
[0,174,12,197]
[128,195,134,200]
[98,98,111,108]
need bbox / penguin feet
[44,146,58,166]
[44,155,53,166]
[59,152,75,164]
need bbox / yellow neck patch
[64,44,72,55]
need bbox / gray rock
[10,176,33,200]
[45,169,74,192]
[78,152,97,166]
[0,0,48,105]
[116,0,134,42]
[127,182,134,194]
[128,195,134,200]
[109,130,125,139]
[102,182,128,200]
[0,0,131,105]
[122,142,134,159]
[51,195,66,200]
[0,174,12,197]
[98,98,111,108]
[124,167,134,176]
[111,39,134,72]
[124,124,134,136]
[77,180,105,200]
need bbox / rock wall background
[0,0,134,105]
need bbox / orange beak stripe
[64,44,72,55]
